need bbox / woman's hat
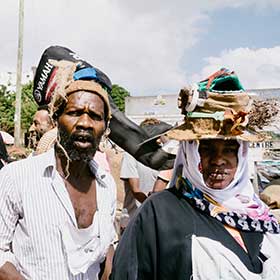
[167,68,279,142]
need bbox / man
[111,69,280,279]
[120,118,172,218]
[33,45,175,170]
[28,105,54,150]
[0,61,116,279]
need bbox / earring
[198,162,203,173]
[104,127,111,138]
[99,127,111,151]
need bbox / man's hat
[167,68,279,142]
[33,46,112,106]
[33,46,112,121]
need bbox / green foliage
[0,85,16,134]
[111,84,130,112]
[21,82,37,130]
[0,82,130,136]
[0,81,37,134]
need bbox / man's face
[198,139,239,190]
[30,110,53,138]
[57,90,106,162]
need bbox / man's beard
[57,128,101,163]
[28,131,40,149]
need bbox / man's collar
[89,159,108,188]
[40,148,56,178]
[40,149,108,188]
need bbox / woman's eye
[224,148,237,154]
[199,147,210,155]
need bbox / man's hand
[0,262,24,280]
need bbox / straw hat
[167,68,279,142]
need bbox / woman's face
[198,139,239,189]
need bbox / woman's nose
[210,151,225,166]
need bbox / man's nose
[76,113,94,129]
[29,124,35,132]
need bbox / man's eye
[89,113,103,121]
[67,111,80,116]
[92,115,103,121]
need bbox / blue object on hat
[73,67,97,81]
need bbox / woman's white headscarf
[171,140,271,220]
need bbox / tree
[21,82,37,131]
[0,85,16,134]
[111,84,130,112]
[0,81,37,135]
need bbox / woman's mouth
[208,170,230,181]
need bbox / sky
[0,0,280,96]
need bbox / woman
[110,69,280,279]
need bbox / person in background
[150,168,173,194]
[28,105,54,150]
[120,118,172,218]
[111,69,280,279]
[0,133,10,169]
[0,60,116,280]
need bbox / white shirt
[0,148,116,280]
[192,234,280,279]
[120,152,159,216]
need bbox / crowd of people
[0,46,279,280]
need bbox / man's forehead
[34,110,49,120]
[65,91,105,113]
[67,90,104,103]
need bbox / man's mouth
[76,135,92,142]
[73,133,94,148]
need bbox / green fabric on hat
[198,74,244,93]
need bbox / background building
[125,88,280,125]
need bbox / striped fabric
[36,127,58,155]
[0,149,116,280]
